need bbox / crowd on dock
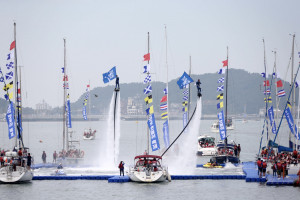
[257,148,300,178]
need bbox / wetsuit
[196,80,201,95]
[116,77,119,89]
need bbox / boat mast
[225,46,229,149]
[188,56,192,120]
[88,80,91,122]
[147,32,150,154]
[273,50,278,121]
[13,22,21,149]
[63,38,67,151]
[263,39,269,145]
[290,34,295,149]
[165,25,170,139]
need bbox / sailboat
[211,118,234,132]
[57,39,84,163]
[82,83,96,140]
[0,23,33,183]
[128,32,170,183]
[263,35,300,155]
[213,48,239,164]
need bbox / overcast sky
[0,0,300,108]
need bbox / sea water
[0,117,300,198]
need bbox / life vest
[257,160,262,167]
[118,163,123,169]
[262,162,267,169]
[277,163,282,170]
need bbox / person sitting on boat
[57,163,63,169]
[196,79,201,97]
[115,75,120,89]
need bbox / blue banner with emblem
[268,106,276,134]
[6,102,16,139]
[82,106,87,120]
[66,100,72,128]
[147,114,160,151]
[163,120,169,148]
[218,110,226,140]
[183,112,188,132]
[284,107,297,138]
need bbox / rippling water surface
[0,119,300,199]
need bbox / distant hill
[72,68,296,115]
[0,69,297,116]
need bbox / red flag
[63,75,68,81]
[10,41,16,50]
[87,84,90,88]
[160,95,167,102]
[143,53,150,61]
[276,80,283,87]
[263,80,270,86]
[222,60,228,67]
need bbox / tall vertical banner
[218,110,226,140]
[268,106,276,134]
[163,120,170,148]
[284,107,297,137]
[147,114,160,151]
[183,112,188,132]
[82,106,87,120]
[6,102,16,139]
[66,100,72,128]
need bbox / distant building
[126,95,143,115]
[35,100,52,115]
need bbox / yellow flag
[3,81,13,91]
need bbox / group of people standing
[0,148,32,170]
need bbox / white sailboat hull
[128,169,169,183]
[83,135,96,140]
[197,147,218,156]
[211,123,234,132]
[0,166,33,183]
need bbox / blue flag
[66,100,72,128]
[83,106,87,120]
[103,66,117,83]
[177,72,194,89]
[144,85,152,94]
[6,102,16,139]
[285,107,297,138]
[143,64,150,73]
[268,106,276,134]
[218,110,226,140]
[183,112,188,133]
[163,120,170,148]
[147,114,160,151]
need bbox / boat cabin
[210,155,240,164]
[134,155,162,171]
[198,136,215,148]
